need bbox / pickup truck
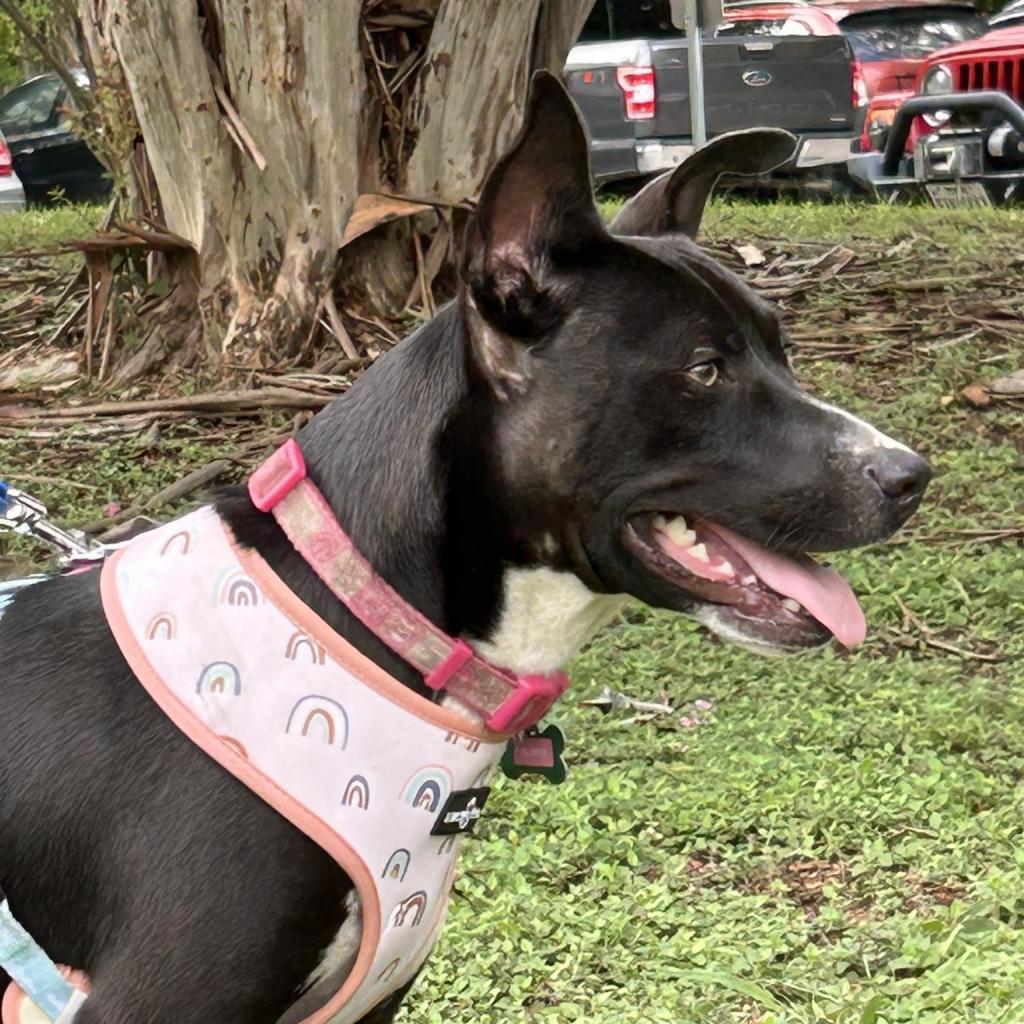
[566,0,864,183]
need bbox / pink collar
[248,440,569,735]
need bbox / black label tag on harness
[431,787,491,836]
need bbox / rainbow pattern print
[100,505,508,1024]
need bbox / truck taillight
[852,61,870,109]
[616,66,656,120]
[0,136,12,178]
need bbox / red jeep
[849,23,1024,203]
[814,0,988,95]
[808,0,989,150]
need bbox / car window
[0,77,62,136]
[991,0,1024,27]
[579,0,682,40]
[841,9,988,61]
[716,16,813,36]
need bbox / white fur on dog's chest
[473,567,627,675]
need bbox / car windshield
[841,9,988,60]
[0,77,62,136]
[579,0,682,40]
[716,16,814,35]
[991,0,1024,25]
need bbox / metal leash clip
[0,482,107,569]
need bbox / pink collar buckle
[486,672,569,734]
[249,439,307,511]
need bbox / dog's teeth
[664,518,696,548]
[716,560,737,578]
[653,514,668,529]
[782,598,802,613]
[742,575,757,586]
[688,543,710,563]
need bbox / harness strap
[249,440,568,734]
[0,896,77,1022]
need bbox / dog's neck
[220,302,619,694]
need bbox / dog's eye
[686,361,721,387]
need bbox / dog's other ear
[610,129,798,239]
[463,71,603,396]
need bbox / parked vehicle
[568,0,864,184]
[989,0,1024,29]
[812,0,988,96]
[0,128,27,213]
[848,23,1024,203]
[0,73,109,205]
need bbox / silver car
[0,127,26,213]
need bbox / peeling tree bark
[75,0,593,371]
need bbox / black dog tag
[500,723,567,785]
[430,787,491,836]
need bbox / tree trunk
[74,0,593,374]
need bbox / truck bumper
[795,136,855,169]
[636,140,694,175]
[591,138,644,184]
[848,91,1024,204]
[627,133,854,178]
[0,174,26,213]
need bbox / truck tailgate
[644,37,856,138]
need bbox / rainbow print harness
[2,443,571,1024]
[98,505,507,1024]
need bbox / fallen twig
[0,387,330,421]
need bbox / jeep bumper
[848,91,1024,203]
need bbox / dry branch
[0,388,330,422]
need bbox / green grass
[0,203,104,252]
[2,201,1023,1023]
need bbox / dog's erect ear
[610,129,798,239]
[463,71,604,396]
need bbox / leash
[0,484,100,1022]
[0,483,106,569]
[0,889,87,1023]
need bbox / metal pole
[685,0,708,148]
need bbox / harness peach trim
[100,510,507,1024]
[101,547,380,1024]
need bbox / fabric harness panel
[99,506,505,1024]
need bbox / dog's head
[460,73,930,655]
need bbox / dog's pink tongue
[707,523,867,647]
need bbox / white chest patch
[472,566,627,676]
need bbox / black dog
[0,75,929,1024]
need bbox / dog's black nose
[865,449,932,504]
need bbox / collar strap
[249,440,569,734]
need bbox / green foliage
[1,201,1022,1022]
[0,1,60,92]
[0,202,102,250]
